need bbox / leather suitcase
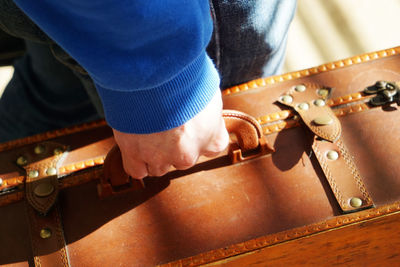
[1,47,400,267]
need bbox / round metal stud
[314,99,326,107]
[317,88,329,97]
[54,148,64,156]
[16,156,28,166]
[298,102,309,110]
[40,228,52,239]
[326,150,339,161]
[294,84,306,92]
[281,95,293,104]
[313,115,333,126]
[46,167,57,176]
[28,170,39,179]
[34,182,54,197]
[34,145,45,155]
[0,178,3,186]
[349,197,363,208]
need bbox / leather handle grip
[98,110,274,198]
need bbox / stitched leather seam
[312,140,346,208]
[307,114,339,141]
[54,205,70,267]
[27,205,70,267]
[336,139,373,205]
[222,111,263,138]
[27,206,41,267]
[223,47,400,96]
[309,117,340,141]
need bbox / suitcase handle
[97,110,274,198]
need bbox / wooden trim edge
[163,201,400,266]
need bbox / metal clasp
[364,81,400,106]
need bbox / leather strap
[278,83,374,213]
[312,137,373,212]
[23,142,67,214]
[26,204,70,267]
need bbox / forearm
[14,0,220,133]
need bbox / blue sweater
[14,0,220,133]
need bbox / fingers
[146,163,172,177]
[201,116,229,157]
[121,156,148,179]
[112,90,229,179]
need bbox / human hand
[112,90,229,179]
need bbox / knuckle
[122,160,148,179]
[175,152,197,170]
[148,164,170,177]
[125,167,147,179]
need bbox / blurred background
[1,0,400,95]
[284,0,400,72]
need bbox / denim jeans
[0,0,296,142]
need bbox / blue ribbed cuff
[95,52,220,133]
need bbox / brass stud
[314,99,326,107]
[349,197,363,208]
[281,95,293,104]
[46,167,57,176]
[53,148,64,155]
[295,84,306,92]
[298,102,309,110]
[318,88,329,97]
[34,182,54,197]
[34,145,45,155]
[16,156,28,166]
[40,228,52,239]
[28,170,39,179]
[313,115,333,126]
[326,150,339,161]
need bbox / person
[0,0,296,178]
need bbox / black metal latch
[364,81,400,106]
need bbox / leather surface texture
[1,48,400,266]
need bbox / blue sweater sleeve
[14,0,220,133]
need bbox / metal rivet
[28,170,39,179]
[326,150,339,161]
[314,99,326,107]
[40,228,52,239]
[46,167,57,176]
[0,178,3,186]
[54,148,64,155]
[349,197,363,208]
[34,182,54,197]
[313,115,333,126]
[295,84,306,92]
[318,89,329,97]
[34,145,45,155]
[16,156,28,166]
[281,95,293,104]
[298,102,309,110]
